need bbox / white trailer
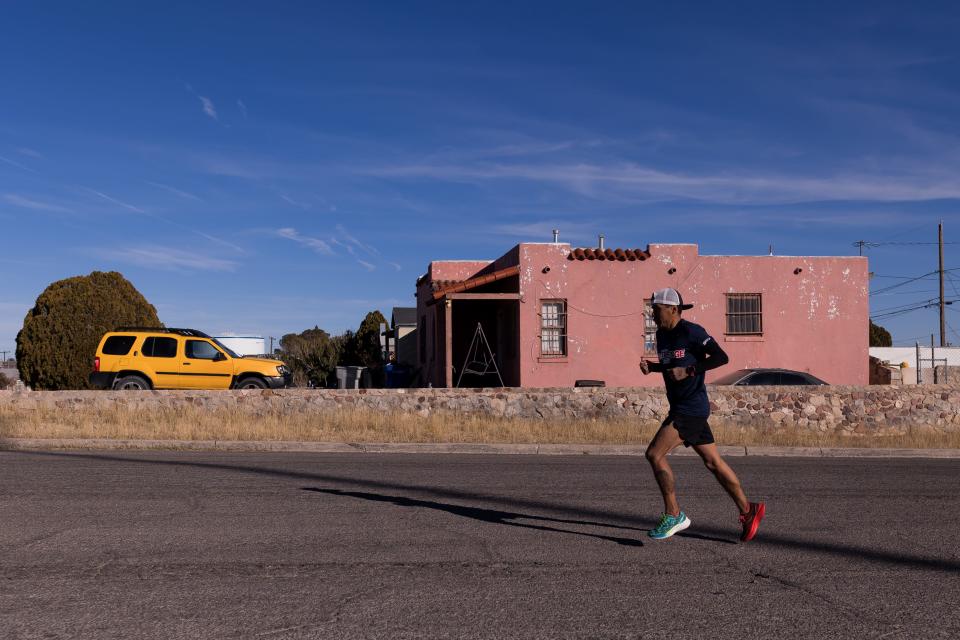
[213,335,267,357]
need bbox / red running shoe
[739,502,765,542]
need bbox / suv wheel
[236,376,268,389]
[114,375,150,390]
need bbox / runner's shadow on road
[303,486,646,546]
[303,487,735,546]
[43,450,960,558]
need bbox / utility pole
[0,350,8,363]
[269,336,275,354]
[855,240,865,256]
[940,221,946,347]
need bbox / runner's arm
[688,338,728,375]
[643,360,667,373]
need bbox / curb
[1,438,959,458]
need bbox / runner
[639,288,765,542]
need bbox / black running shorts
[663,413,715,447]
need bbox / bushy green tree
[281,311,387,388]
[338,311,386,368]
[337,310,387,386]
[869,320,892,347]
[16,271,161,390]
[279,327,340,387]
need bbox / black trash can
[574,379,605,387]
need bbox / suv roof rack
[114,327,211,338]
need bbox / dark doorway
[451,300,519,387]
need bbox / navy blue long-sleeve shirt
[647,319,729,417]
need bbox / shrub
[279,327,340,387]
[870,320,893,348]
[16,271,161,390]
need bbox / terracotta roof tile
[430,279,462,292]
[568,247,650,261]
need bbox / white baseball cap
[651,287,694,310]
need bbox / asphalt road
[1,451,958,639]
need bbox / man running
[639,288,765,542]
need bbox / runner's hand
[639,360,651,375]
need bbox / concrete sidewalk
[1,437,959,458]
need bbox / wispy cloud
[3,193,74,213]
[194,232,244,253]
[82,186,240,251]
[275,227,334,255]
[367,161,960,204]
[389,262,402,271]
[336,224,380,256]
[184,83,220,122]
[279,194,310,209]
[237,99,248,119]
[670,208,913,230]
[197,155,274,180]
[16,147,43,159]
[199,96,218,121]
[272,226,389,270]
[145,181,202,201]
[0,155,38,173]
[82,187,146,213]
[329,237,355,256]
[491,220,599,243]
[102,247,238,272]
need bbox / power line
[871,299,956,321]
[870,270,940,296]
[872,288,942,297]
[946,318,960,346]
[872,297,941,315]
[875,220,938,244]
[870,268,960,296]
[857,241,960,247]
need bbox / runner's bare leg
[692,443,750,514]
[645,424,685,516]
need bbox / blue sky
[2,1,960,355]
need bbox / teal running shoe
[648,512,691,539]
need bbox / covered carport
[429,265,521,387]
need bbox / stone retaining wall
[3,385,960,437]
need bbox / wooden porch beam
[445,293,522,301]
[444,298,453,388]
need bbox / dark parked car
[710,368,828,386]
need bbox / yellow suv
[89,327,291,390]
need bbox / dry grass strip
[1,404,958,449]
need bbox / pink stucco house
[415,242,869,388]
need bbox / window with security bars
[540,300,567,356]
[643,299,657,355]
[726,293,763,335]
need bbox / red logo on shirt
[673,349,685,358]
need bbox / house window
[540,300,567,356]
[726,293,763,335]
[643,299,657,355]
